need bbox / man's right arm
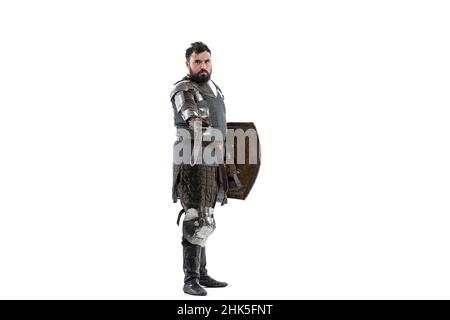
[173,90,198,123]
[173,90,210,128]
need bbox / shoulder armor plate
[170,80,194,100]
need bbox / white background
[1,0,449,299]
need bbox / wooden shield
[226,122,261,200]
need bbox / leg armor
[182,207,216,247]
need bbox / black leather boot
[199,246,228,288]
[183,243,207,296]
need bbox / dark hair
[185,42,211,60]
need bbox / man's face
[186,51,212,83]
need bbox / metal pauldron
[182,207,216,247]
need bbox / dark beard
[188,69,211,84]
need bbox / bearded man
[170,42,235,296]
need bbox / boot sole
[183,289,207,296]
[199,284,228,288]
[199,281,228,288]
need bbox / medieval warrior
[170,42,260,296]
